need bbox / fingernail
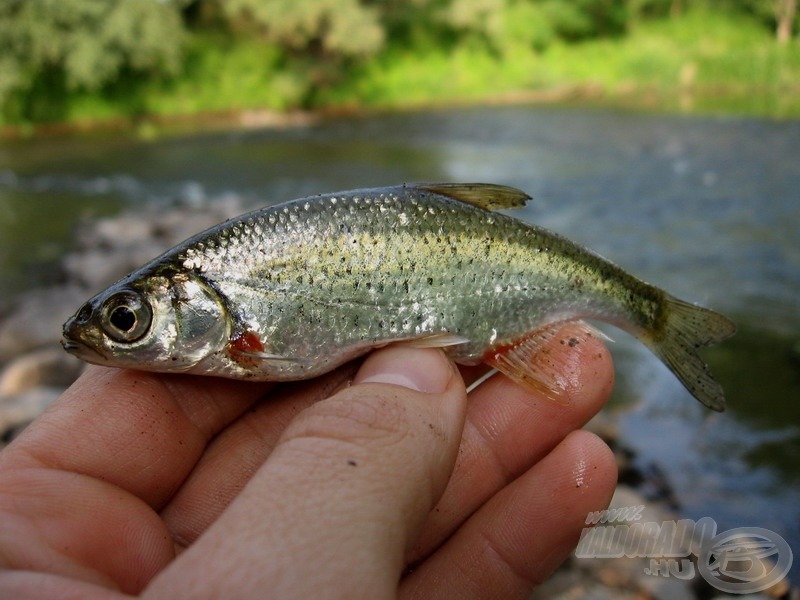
[355,347,453,393]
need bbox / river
[1,105,799,579]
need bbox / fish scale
[189,193,546,361]
[62,183,735,410]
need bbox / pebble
[0,347,84,395]
[0,285,89,361]
[0,386,63,446]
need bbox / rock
[61,195,248,291]
[0,386,63,446]
[552,476,800,600]
[0,348,80,447]
[152,195,245,244]
[0,285,89,361]
[535,560,645,599]
[0,347,84,396]
[61,245,161,290]
[63,212,163,289]
[763,576,791,598]
[61,249,125,290]
[92,214,155,248]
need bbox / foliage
[319,4,800,118]
[0,0,798,127]
[216,0,384,58]
[146,33,306,114]
[0,0,186,122]
[540,0,627,39]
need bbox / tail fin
[647,296,736,411]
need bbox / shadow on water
[712,323,800,481]
[600,315,800,482]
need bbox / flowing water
[1,106,798,579]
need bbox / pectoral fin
[228,330,307,365]
[401,332,471,349]
[483,320,603,403]
[231,349,307,363]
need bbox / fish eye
[100,291,152,343]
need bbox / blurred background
[1,0,800,127]
[0,1,798,597]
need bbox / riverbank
[2,7,798,139]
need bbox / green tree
[540,0,630,39]
[0,0,186,121]
[378,0,644,55]
[441,0,505,46]
[216,0,384,58]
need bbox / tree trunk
[670,0,684,18]
[775,0,797,44]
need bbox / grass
[322,8,800,118]
[61,34,306,124]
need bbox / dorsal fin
[412,183,532,211]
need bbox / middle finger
[407,321,614,564]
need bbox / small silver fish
[62,183,735,410]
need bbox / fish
[61,183,735,410]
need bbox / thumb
[144,346,468,600]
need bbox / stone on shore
[0,285,89,362]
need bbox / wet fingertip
[563,430,618,494]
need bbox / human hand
[0,322,616,599]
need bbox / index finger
[1,366,273,509]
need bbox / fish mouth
[62,304,107,362]
[61,336,106,361]
[60,339,82,352]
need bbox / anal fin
[483,320,602,403]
